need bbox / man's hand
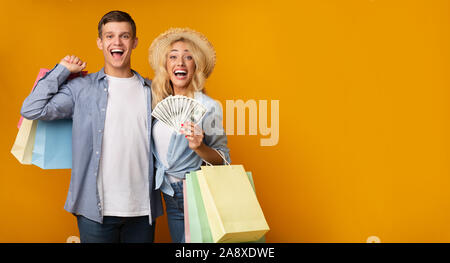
[59,55,87,74]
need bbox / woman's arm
[180,121,224,165]
[193,143,224,165]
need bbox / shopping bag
[185,170,266,243]
[183,180,191,243]
[196,165,269,243]
[22,68,86,169]
[17,69,49,129]
[185,171,213,243]
[11,118,38,164]
[31,119,72,169]
[12,68,50,164]
[245,171,266,243]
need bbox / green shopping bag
[185,171,213,243]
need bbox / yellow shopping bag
[11,118,38,164]
[196,164,270,243]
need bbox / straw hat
[149,28,216,78]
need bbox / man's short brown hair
[98,10,136,38]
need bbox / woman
[148,28,230,243]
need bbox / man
[21,10,163,243]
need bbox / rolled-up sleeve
[21,64,74,121]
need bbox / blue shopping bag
[31,119,72,169]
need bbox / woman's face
[166,41,196,90]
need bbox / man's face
[97,21,138,71]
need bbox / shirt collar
[98,68,150,87]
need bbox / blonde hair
[151,38,207,109]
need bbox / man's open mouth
[111,49,124,59]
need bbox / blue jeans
[76,215,156,243]
[163,181,185,243]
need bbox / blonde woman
[148,28,230,243]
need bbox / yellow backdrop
[1,0,449,243]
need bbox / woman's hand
[180,121,204,150]
[180,122,225,165]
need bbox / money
[152,95,207,134]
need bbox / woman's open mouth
[174,69,187,80]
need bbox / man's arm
[20,55,87,120]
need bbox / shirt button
[104,88,107,91]
[96,151,99,155]
[98,129,102,133]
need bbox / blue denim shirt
[20,64,163,224]
[153,92,231,196]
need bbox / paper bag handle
[204,148,230,166]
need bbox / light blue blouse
[152,92,231,196]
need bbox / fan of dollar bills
[152,95,207,134]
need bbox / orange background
[1,0,450,242]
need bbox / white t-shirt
[152,120,182,183]
[97,73,150,217]
[152,120,173,168]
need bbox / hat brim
[149,28,216,78]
